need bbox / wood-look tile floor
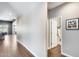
[0,35,34,57]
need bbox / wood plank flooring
[0,35,66,57]
[48,44,66,57]
[0,35,34,57]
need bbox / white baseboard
[61,52,73,57]
[17,40,38,57]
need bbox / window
[0,25,2,32]
[0,24,8,33]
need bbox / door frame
[47,16,63,56]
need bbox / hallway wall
[17,3,47,57]
[48,2,79,57]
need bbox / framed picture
[66,18,79,30]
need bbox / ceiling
[0,2,65,21]
[48,2,65,10]
[9,2,40,16]
[9,2,65,16]
[0,2,17,21]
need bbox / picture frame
[66,18,79,30]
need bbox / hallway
[0,35,34,57]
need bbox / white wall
[48,2,79,57]
[16,2,47,57]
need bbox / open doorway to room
[47,16,65,57]
[0,21,13,40]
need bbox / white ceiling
[0,2,17,21]
[9,2,40,16]
[48,2,65,10]
[9,2,65,16]
[0,2,65,21]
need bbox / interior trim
[17,40,37,57]
[61,52,73,57]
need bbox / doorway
[47,16,63,57]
